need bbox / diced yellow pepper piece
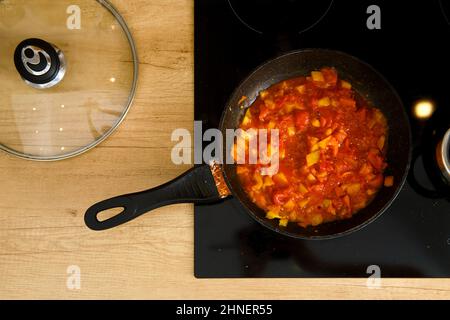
[284,200,295,211]
[252,174,263,191]
[285,103,304,113]
[273,172,289,186]
[312,119,321,127]
[345,183,361,196]
[307,173,317,182]
[306,150,320,167]
[328,204,336,215]
[287,126,296,136]
[284,103,295,113]
[263,176,274,188]
[374,109,384,122]
[309,137,319,152]
[309,136,319,145]
[311,71,324,82]
[311,214,324,226]
[242,109,251,125]
[299,183,308,194]
[318,97,331,107]
[260,90,269,98]
[341,80,352,89]
[266,211,281,220]
[299,198,310,208]
[317,171,328,178]
[296,85,306,94]
[279,219,288,227]
[322,199,332,208]
[318,136,331,149]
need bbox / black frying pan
[85,49,411,239]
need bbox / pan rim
[218,48,412,240]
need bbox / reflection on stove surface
[235,224,423,277]
[228,0,334,34]
[440,0,450,25]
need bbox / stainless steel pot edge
[437,128,450,183]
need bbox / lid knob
[14,38,66,89]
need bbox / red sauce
[236,67,389,227]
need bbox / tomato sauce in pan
[235,67,392,228]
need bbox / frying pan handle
[84,165,221,231]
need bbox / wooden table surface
[1,0,449,299]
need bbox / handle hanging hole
[97,207,125,222]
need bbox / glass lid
[0,0,138,160]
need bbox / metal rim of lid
[0,0,139,161]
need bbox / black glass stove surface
[195,0,450,277]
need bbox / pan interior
[220,49,411,239]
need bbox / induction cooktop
[194,0,450,278]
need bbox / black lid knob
[14,38,66,89]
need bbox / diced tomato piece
[254,195,267,207]
[335,186,345,197]
[321,68,338,87]
[367,150,384,171]
[344,138,350,150]
[343,195,351,211]
[368,174,384,188]
[259,107,270,121]
[357,108,367,122]
[319,109,334,128]
[311,184,325,193]
[359,163,372,175]
[294,110,310,131]
[340,98,356,109]
[319,160,333,172]
[334,131,347,144]
[279,115,294,132]
[273,191,288,205]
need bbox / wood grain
[0,0,449,299]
